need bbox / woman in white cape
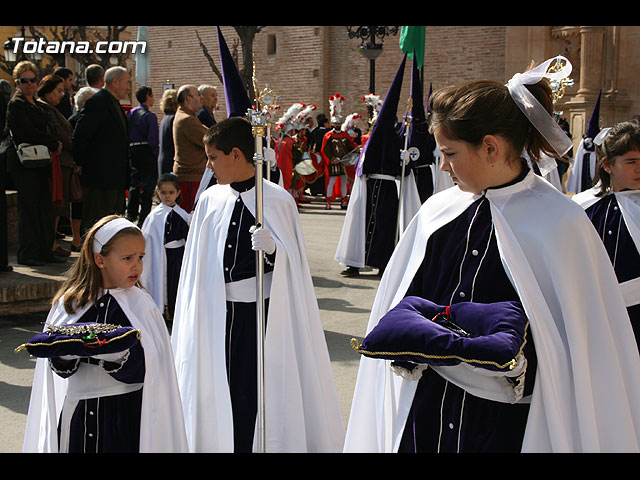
[344,57,640,453]
[22,216,188,452]
[572,122,640,346]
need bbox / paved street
[0,197,380,453]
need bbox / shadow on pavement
[323,329,363,363]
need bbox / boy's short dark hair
[53,67,73,81]
[203,116,254,164]
[136,86,153,104]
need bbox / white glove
[249,225,276,255]
[400,149,411,166]
[264,146,276,164]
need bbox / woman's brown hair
[593,120,640,196]
[36,74,64,99]
[52,215,145,314]
[428,76,557,165]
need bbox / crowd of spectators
[0,60,218,272]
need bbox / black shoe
[70,243,81,252]
[18,259,46,267]
[56,231,65,239]
[340,266,360,277]
[53,246,71,257]
[0,265,13,272]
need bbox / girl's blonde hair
[52,215,145,314]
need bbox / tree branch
[195,30,222,83]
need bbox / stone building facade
[135,26,510,131]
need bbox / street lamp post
[346,26,399,119]
[3,26,44,71]
[3,26,27,63]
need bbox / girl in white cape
[572,121,640,349]
[344,57,640,453]
[22,215,188,452]
[141,173,191,326]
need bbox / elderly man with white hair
[72,66,131,235]
[196,84,217,127]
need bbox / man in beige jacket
[172,84,208,212]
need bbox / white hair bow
[594,127,612,147]
[506,56,574,157]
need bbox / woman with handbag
[37,74,75,258]
[5,60,65,267]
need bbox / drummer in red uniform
[321,93,360,210]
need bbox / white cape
[335,170,422,268]
[23,286,189,453]
[566,139,596,194]
[141,202,191,311]
[193,168,214,209]
[523,151,563,191]
[344,171,640,453]
[573,186,640,307]
[171,178,345,453]
[431,146,455,193]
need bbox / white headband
[594,127,612,147]
[506,56,574,157]
[93,217,140,254]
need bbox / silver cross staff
[247,70,271,453]
[258,85,280,181]
[396,99,413,244]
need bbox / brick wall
[134,26,507,130]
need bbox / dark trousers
[413,166,434,204]
[364,177,398,271]
[80,186,126,237]
[225,298,270,453]
[10,167,54,263]
[0,166,9,268]
[127,145,157,226]
[165,245,185,319]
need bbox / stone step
[1,189,74,315]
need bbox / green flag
[399,26,425,69]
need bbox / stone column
[562,26,607,142]
[576,26,605,97]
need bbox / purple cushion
[352,296,528,371]
[16,322,141,358]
